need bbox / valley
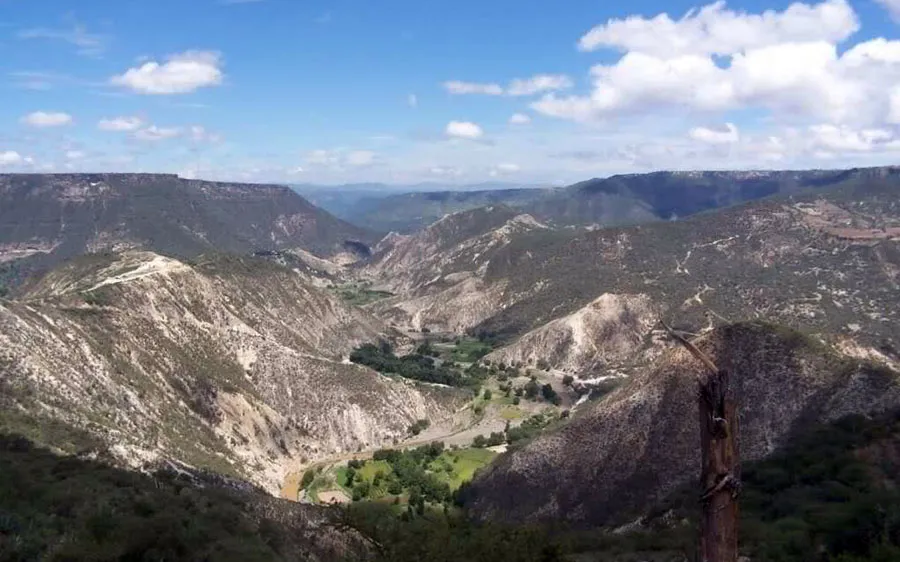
[2,168,900,561]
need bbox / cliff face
[0,252,463,493]
[0,174,375,291]
[464,323,900,527]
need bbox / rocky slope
[0,173,375,292]
[362,177,900,378]
[484,293,660,376]
[464,322,900,527]
[0,251,463,493]
[362,206,552,332]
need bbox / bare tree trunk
[698,369,739,562]
[661,321,740,562]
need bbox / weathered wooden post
[662,321,740,562]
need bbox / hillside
[362,206,551,332]
[363,178,900,379]
[464,322,900,527]
[0,174,375,293]
[341,188,551,234]
[0,251,464,493]
[526,166,900,227]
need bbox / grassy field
[447,338,493,363]
[428,449,497,490]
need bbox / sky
[1,0,899,185]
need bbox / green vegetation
[469,412,557,449]
[448,338,493,363]
[330,283,394,306]
[331,444,497,510]
[407,419,430,436]
[349,342,487,389]
[0,435,344,562]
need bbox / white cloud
[65,150,86,161]
[877,0,900,22]
[189,125,223,142]
[444,75,572,96]
[578,0,858,57]
[490,163,521,176]
[534,29,900,128]
[304,149,378,169]
[0,151,23,167]
[507,74,573,96]
[286,166,304,175]
[689,123,740,144]
[408,93,418,108]
[509,113,532,125]
[98,116,144,132]
[21,111,73,128]
[134,126,182,141]
[110,51,223,94]
[345,150,376,167]
[443,81,504,95]
[808,124,896,152]
[429,166,463,177]
[445,121,484,140]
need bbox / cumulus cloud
[110,51,223,94]
[21,111,73,128]
[689,123,740,144]
[808,124,897,152]
[578,0,858,56]
[65,150,86,161]
[0,151,24,167]
[443,81,504,95]
[876,0,900,22]
[445,121,484,140]
[98,116,144,132]
[509,113,532,125]
[134,126,182,141]
[533,1,900,129]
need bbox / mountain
[338,188,552,234]
[0,174,376,293]
[294,183,548,233]
[362,206,552,332]
[463,322,900,527]
[526,167,899,227]
[0,251,464,493]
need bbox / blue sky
[1,0,899,185]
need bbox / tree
[512,396,521,406]
[483,389,493,401]
[300,470,315,489]
[662,320,739,562]
[525,380,540,399]
[562,375,574,386]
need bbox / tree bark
[698,369,739,562]
[660,320,739,562]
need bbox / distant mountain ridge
[0,173,375,291]
[526,166,900,227]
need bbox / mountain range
[2,167,900,561]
